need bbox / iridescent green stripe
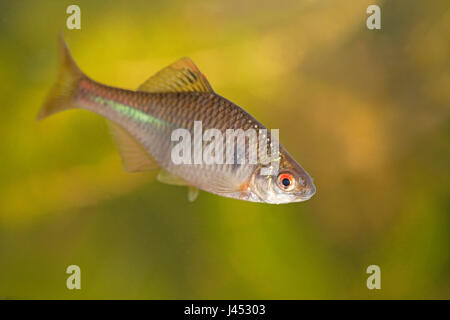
[91,95,171,127]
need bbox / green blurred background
[0,0,448,299]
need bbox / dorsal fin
[137,57,214,93]
[107,121,159,172]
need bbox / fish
[38,35,316,204]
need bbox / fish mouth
[299,193,314,201]
[299,183,316,201]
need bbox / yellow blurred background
[0,0,448,299]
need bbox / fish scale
[77,82,260,186]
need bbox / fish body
[39,36,316,204]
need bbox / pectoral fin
[188,187,199,202]
[157,170,200,202]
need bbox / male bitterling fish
[38,36,316,204]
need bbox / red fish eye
[278,173,295,190]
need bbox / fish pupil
[282,178,291,187]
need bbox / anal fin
[107,121,159,172]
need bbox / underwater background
[0,0,448,299]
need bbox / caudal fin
[37,34,84,120]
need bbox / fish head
[250,151,316,204]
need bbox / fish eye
[277,173,295,191]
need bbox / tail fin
[37,34,84,120]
